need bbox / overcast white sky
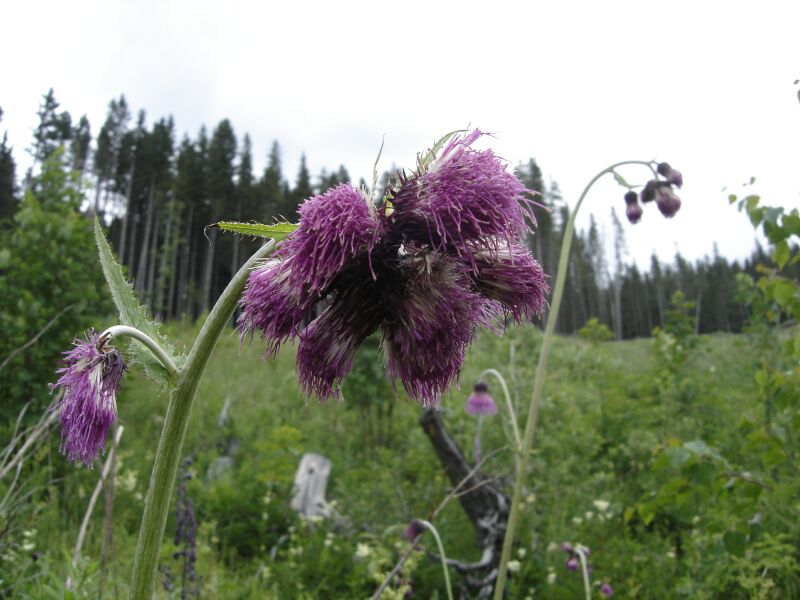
[3,0,799,270]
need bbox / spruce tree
[0,108,16,221]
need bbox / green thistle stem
[128,241,275,599]
[100,325,178,376]
[492,161,653,599]
[419,519,454,600]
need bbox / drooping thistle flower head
[465,381,497,416]
[404,518,426,542]
[52,331,126,467]
[631,162,684,223]
[623,191,643,224]
[239,130,549,407]
[600,582,614,597]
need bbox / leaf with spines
[206,221,297,240]
[94,219,182,386]
[416,129,466,174]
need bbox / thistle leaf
[416,129,466,173]
[94,219,182,385]
[206,221,297,240]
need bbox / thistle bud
[624,191,643,224]
[640,180,657,203]
[657,162,683,188]
[655,183,681,218]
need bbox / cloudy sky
[3,1,799,269]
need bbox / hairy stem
[493,161,653,599]
[128,241,275,599]
[100,324,179,376]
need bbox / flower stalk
[418,519,454,600]
[128,241,275,599]
[492,161,657,599]
[99,325,178,376]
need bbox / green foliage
[208,220,298,241]
[94,220,182,385]
[0,151,108,413]
[578,317,614,343]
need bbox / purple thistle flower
[466,381,497,416]
[239,130,548,405]
[600,583,614,597]
[472,243,549,322]
[655,183,681,218]
[565,557,579,571]
[390,131,532,260]
[238,259,310,356]
[53,331,126,467]
[657,162,683,188]
[280,184,378,295]
[382,254,489,407]
[404,519,426,542]
[624,191,643,224]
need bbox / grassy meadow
[7,315,792,599]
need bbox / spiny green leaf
[207,221,297,240]
[94,219,181,386]
[416,129,466,173]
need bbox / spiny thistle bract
[52,331,126,466]
[239,130,549,407]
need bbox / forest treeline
[0,90,783,338]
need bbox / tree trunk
[419,409,510,598]
[119,162,136,265]
[199,228,217,315]
[135,183,155,296]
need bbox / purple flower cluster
[240,131,549,406]
[625,162,684,224]
[561,543,613,597]
[52,331,126,466]
[465,381,497,416]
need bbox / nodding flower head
[657,162,683,188]
[600,582,614,597]
[624,191,643,224]
[466,381,498,416]
[404,519,426,542]
[53,331,126,467]
[655,183,681,218]
[631,163,683,224]
[239,130,549,406]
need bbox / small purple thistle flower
[655,183,681,218]
[600,582,614,597]
[565,557,579,571]
[466,381,497,416]
[404,519,426,542]
[53,331,126,467]
[624,190,643,224]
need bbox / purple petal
[296,262,384,399]
[238,259,313,356]
[382,254,486,407]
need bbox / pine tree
[258,140,285,223]
[0,108,16,221]
[70,115,92,178]
[289,153,313,218]
[29,89,72,180]
[199,119,237,313]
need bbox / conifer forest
[1,5,800,599]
